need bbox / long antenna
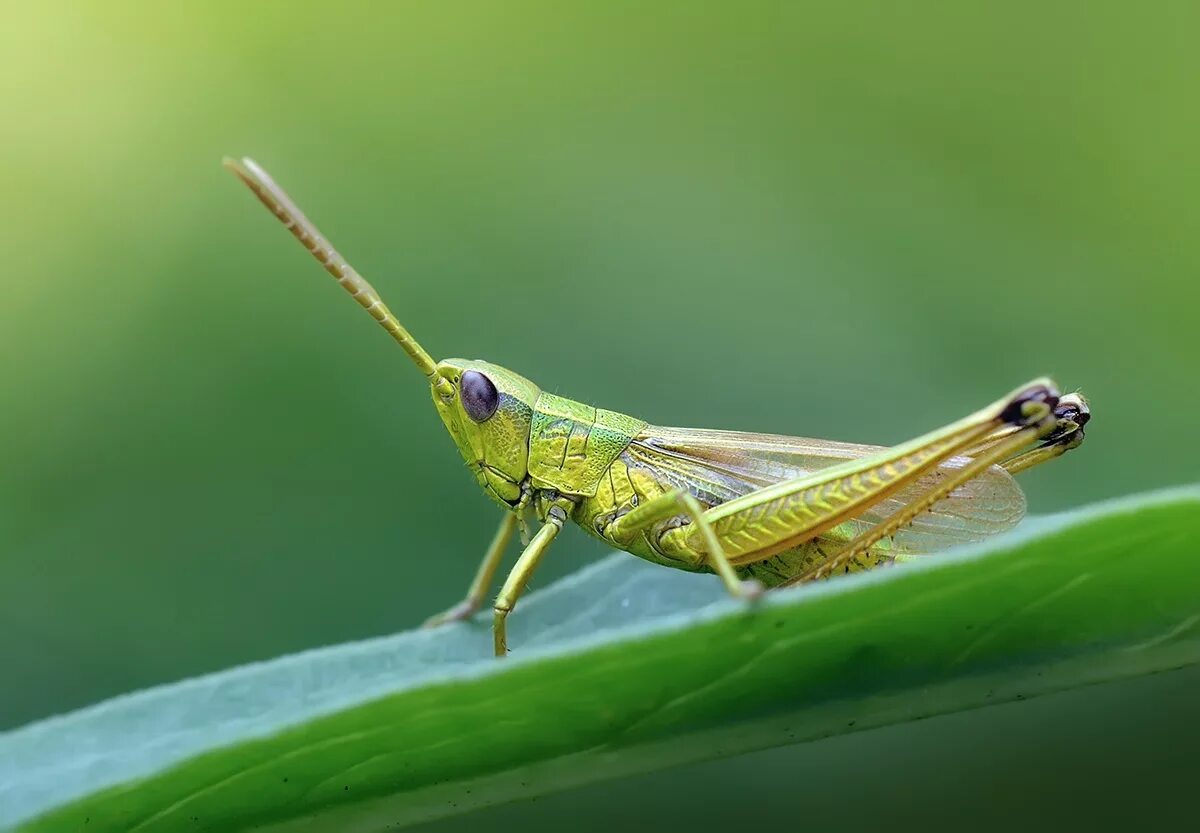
[223,156,453,398]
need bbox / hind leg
[780,404,1060,585]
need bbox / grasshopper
[224,157,1090,657]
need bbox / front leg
[493,497,571,657]
[423,512,517,628]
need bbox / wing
[626,425,1026,554]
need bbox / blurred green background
[2,1,1197,827]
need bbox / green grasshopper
[224,157,1090,657]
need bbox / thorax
[526,392,645,497]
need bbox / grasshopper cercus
[225,157,1090,657]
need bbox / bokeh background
[2,1,1197,829]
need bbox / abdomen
[574,452,712,572]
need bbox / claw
[738,578,765,601]
[422,600,477,628]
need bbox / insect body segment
[527,393,646,497]
[225,157,1091,657]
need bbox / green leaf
[3,486,1198,832]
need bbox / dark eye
[460,370,499,422]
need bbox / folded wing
[627,425,1026,554]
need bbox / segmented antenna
[223,156,452,397]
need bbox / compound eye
[460,370,499,422]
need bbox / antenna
[223,156,453,398]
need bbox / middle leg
[607,489,764,599]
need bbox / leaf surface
[2,486,1197,832]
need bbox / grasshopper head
[433,359,540,506]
